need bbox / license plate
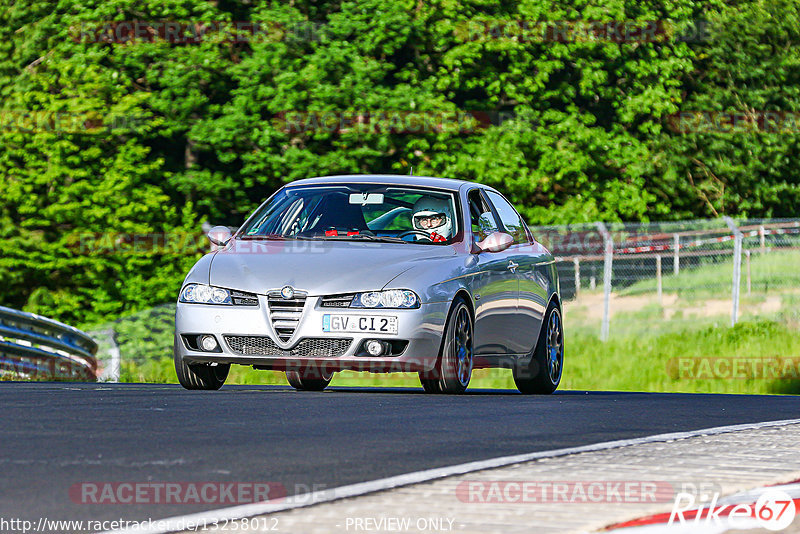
[322,314,398,334]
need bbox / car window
[240,185,460,244]
[485,190,529,244]
[467,189,499,242]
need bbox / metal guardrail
[0,306,98,381]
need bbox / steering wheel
[398,230,432,241]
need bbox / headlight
[351,289,419,309]
[180,284,233,305]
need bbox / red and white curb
[604,480,800,533]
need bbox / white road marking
[104,417,800,534]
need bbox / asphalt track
[2,382,800,527]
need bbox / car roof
[287,174,492,192]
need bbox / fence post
[724,217,742,327]
[656,254,663,305]
[109,331,121,383]
[759,225,766,253]
[745,250,751,296]
[573,257,581,296]
[95,328,120,382]
[597,222,613,341]
[673,233,680,275]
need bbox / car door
[466,188,520,355]
[484,190,549,354]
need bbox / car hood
[208,239,457,296]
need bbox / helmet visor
[414,213,447,230]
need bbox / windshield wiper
[347,234,407,243]
[304,234,407,243]
[238,234,314,241]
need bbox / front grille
[320,293,356,308]
[267,290,307,342]
[224,336,352,357]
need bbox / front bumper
[174,295,450,373]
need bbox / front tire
[514,304,563,394]
[174,345,229,390]
[286,367,333,391]
[418,375,441,393]
[420,297,473,394]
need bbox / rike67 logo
[669,489,796,531]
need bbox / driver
[412,197,453,242]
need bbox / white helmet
[412,196,453,239]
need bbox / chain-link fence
[532,218,800,339]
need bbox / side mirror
[475,232,514,253]
[207,226,232,247]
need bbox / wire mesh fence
[531,218,800,339]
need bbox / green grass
[619,250,800,299]
[110,314,800,395]
[118,355,515,388]
[562,319,800,394]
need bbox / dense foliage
[1,0,799,325]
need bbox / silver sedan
[174,174,563,394]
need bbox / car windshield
[239,184,460,244]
